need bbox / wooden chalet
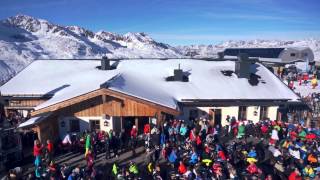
[0,56,302,142]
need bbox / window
[304,53,308,57]
[238,106,247,120]
[89,120,100,131]
[260,106,268,120]
[189,109,198,120]
[290,53,296,57]
[69,119,80,132]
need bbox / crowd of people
[276,65,318,91]
[126,117,320,180]
[3,115,320,180]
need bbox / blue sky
[0,0,319,45]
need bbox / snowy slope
[1,14,319,85]
[0,60,15,84]
[177,39,320,60]
[0,15,182,84]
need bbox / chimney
[217,52,224,60]
[101,56,111,70]
[235,53,253,78]
[174,64,184,81]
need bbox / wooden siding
[58,95,169,117]
[32,88,179,116]
[37,114,59,142]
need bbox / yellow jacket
[311,78,318,85]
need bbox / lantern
[104,120,109,127]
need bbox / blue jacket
[168,151,177,163]
[189,152,198,164]
[160,133,166,146]
[248,150,257,158]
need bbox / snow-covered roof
[285,47,311,51]
[0,59,300,110]
[18,113,52,128]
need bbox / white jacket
[271,129,279,140]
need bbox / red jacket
[212,164,222,174]
[178,163,187,174]
[290,131,297,140]
[33,145,43,157]
[130,128,137,138]
[261,125,268,134]
[196,136,202,145]
[98,132,104,141]
[86,153,94,168]
[289,171,302,180]
[144,124,150,134]
[218,150,227,161]
[247,164,258,174]
[47,142,53,153]
[189,130,195,141]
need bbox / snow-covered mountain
[1,14,319,85]
[0,15,182,84]
[176,39,320,59]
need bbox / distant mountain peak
[5,14,44,32]
[66,25,94,38]
[0,15,182,84]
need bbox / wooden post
[4,108,8,118]
[156,111,163,127]
[277,111,282,122]
[34,126,42,142]
[209,109,215,126]
[306,111,312,128]
[135,117,138,132]
[120,117,123,131]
